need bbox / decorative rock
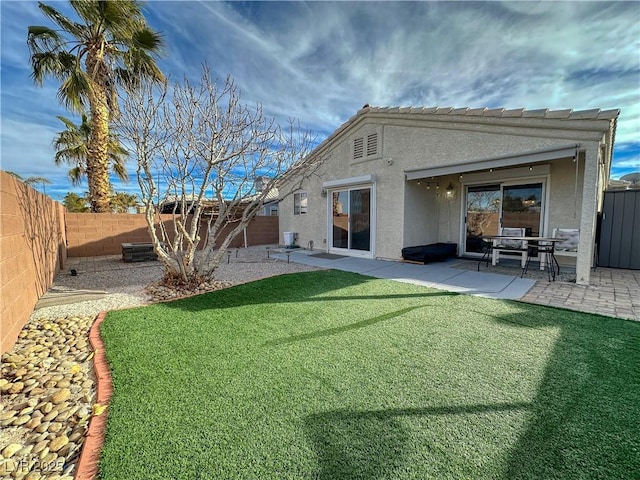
[43,410,59,422]
[32,441,48,455]
[41,451,58,463]
[49,435,68,452]
[2,443,22,458]
[0,410,17,421]
[48,422,63,433]
[67,405,80,418]
[36,422,50,433]
[75,406,90,419]
[34,432,49,444]
[56,379,71,389]
[8,382,24,394]
[17,445,33,457]
[51,388,70,404]
[41,358,55,369]
[38,447,50,460]
[55,410,73,423]
[68,430,84,443]
[0,315,96,480]
[12,415,30,426]
[19,406,35,416]
[56,443,72,458]
[25,417,42,429]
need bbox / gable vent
[366,133,378,156]
[353,137,364,159]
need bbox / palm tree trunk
[86,55,112,213]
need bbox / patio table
[478,235,565,281]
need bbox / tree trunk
[85,54,112,213]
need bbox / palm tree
[28,1,164,212]
[6,172,53,194]
[54,114,129,186]
[63,191,89,212]
[110,191,139,213]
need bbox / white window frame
[325,180,376,258]
[294,192,308,215]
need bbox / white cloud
[2,0,638,194]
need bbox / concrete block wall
[1,172,66,354]
[66,213,279,256]
[66,213,162,257]
[226,216,279,247]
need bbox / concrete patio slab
[278,251,537,301]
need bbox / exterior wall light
[445,183,456,199]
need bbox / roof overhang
[405,144,579,180]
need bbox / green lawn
[100,270,640,480]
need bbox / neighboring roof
[620,172,640,183]
[245,187,279,203]
[312,105,620,156]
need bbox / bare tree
[116,65,321,286]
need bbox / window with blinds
[294,192,308,215]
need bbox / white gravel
[30,246,320,320]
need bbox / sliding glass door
[465,185,501,253]
[331,187,371,253]
[501,183,543,236]
[464,182,544,255]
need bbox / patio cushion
[495,228,526,249]
[554,228,579,252]
[402,243,457,263]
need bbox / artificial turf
[99,270,640,479]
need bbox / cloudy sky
[1,1,639,201]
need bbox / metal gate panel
[599,190,640,269]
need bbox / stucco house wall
[279,106,618,284]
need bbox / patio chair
[553,228,579,256]
[492,227,528,268]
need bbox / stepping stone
[35,288,106,309]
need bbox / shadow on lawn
[301,300,640,479]
[264,305,428,346]
[492,303,640,478]
[162,270,457,312]
[304,402,532,480]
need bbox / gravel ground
[30,246,320,320]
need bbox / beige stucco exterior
[279,107,618,285]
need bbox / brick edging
[74,311,113,480]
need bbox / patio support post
[576,143,600,285]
